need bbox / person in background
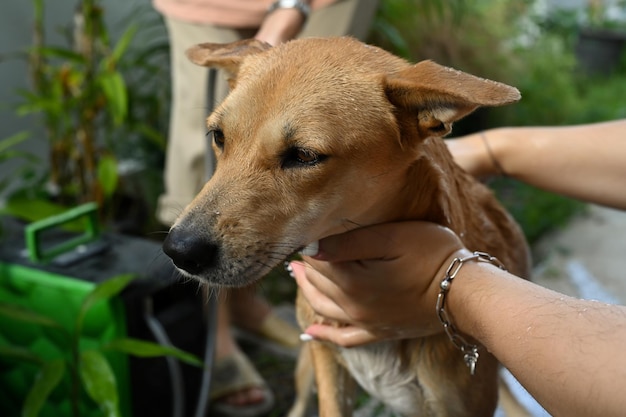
[151,0,379,414]
[290,119,626,417]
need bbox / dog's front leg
[310,341,357,416]
[287,343,315,417]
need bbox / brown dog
[163,37,531,417]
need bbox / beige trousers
[156,0,379,225]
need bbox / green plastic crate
[0,204,131,417]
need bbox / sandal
[210,348,275,417]
[233,307,301,357]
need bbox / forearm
[493,120,626,209]
[449,119,626,209]
[255,7,307,45]
[450,261,626,417]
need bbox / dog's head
[163,37,519,287]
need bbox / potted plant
[0,272,203,417]
[1,0,170,234]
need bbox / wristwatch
[267,0,311,21]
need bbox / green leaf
[31,46,85,63]
[23,359,66,417]
[103,338,204,367]
[97,155,119,199]
[0,131,30,153]
[0,303,66,332]
[134,124,166,151]
[372,20,410,58]
[0,195,72,225]
[0,148,40,165]
[76,274,135,332]
[0,344,44,365]
[16,84,65,119]
[110,25,138,64]
[99,72,128,126]
[79,350,120,417]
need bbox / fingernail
[299,333,314,342]
[300,241,319,257]
[288,261,306,280]
[284,261,294,278]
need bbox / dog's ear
[384,60,520,138]
[186,39,272,87]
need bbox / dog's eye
[296,149,318,164]
[282,147,326,168]
[209,129,225,149]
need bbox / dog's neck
[388,137,473,233]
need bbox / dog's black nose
[163,227,219,276]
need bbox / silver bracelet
[436,251,506,375]
[267,0,311,21]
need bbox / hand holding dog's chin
[292,221,469,347]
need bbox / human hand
[445,131,501,178]
[254,8,306,46]
[290,221,470,347]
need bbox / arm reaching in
[447,119,626,209]
[292,221,626,417]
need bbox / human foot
[210,348,274,416]
[229,288,300,349]
[228,288,272,333]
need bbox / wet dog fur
[163,37,531,417]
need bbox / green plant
[370,0,534,81]
[0,133,40,197]
[17,0,132,209]
[370,0,469,59]
[2,0,170,233]
[0,273,202,417]
[369,0,626,244]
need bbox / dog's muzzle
[162,226,219,277]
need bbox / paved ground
[533,204,626,303]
